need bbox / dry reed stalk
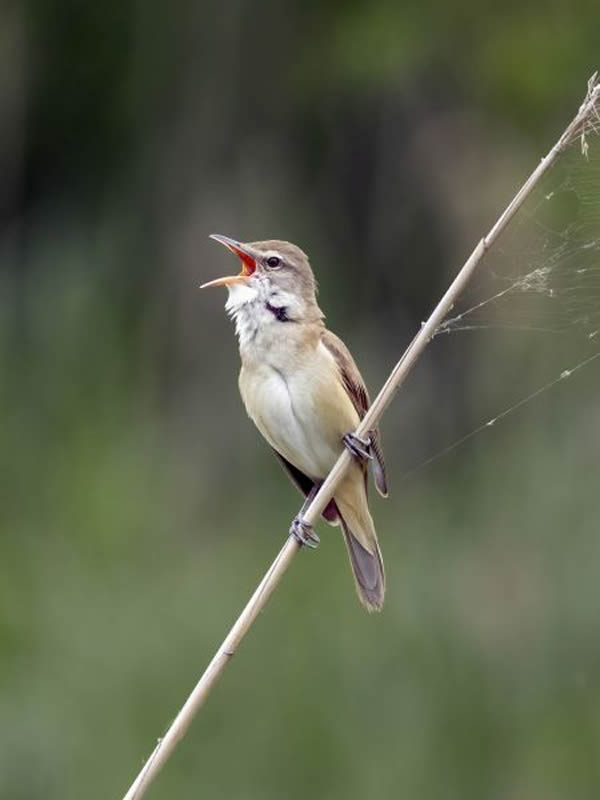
[122,75,599,800]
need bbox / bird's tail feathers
[336,493,385,612]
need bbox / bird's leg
[289,482,321,549]
[290,518,320,549]
[342,432,373,464]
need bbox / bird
[201,234,388,611]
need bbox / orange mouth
[201,234,257,288]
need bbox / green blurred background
[2,2,600,798]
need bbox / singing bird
[202,235,388,611]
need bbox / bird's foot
[343,432,373,464]
[289,516,320,549]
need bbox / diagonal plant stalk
[122,75,599,800]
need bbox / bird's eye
[266,256,281,269]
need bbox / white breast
[240,341,359,480]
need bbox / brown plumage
[202,235,389,611]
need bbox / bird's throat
[265,302,291,322]
[225,279,298,350]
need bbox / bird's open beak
[201,234,257,288]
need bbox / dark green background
[1,2,599,798]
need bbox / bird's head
[202,234,322,324]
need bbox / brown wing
[321,330,388,497]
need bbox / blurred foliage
[1,1,600,798]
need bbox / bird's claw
[343,432,373,463]
[290,516,320,549]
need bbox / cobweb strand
[401,349,600,481]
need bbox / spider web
[405,108,600,479]
[439,138,600,342]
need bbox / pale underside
[239,337,361,482]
